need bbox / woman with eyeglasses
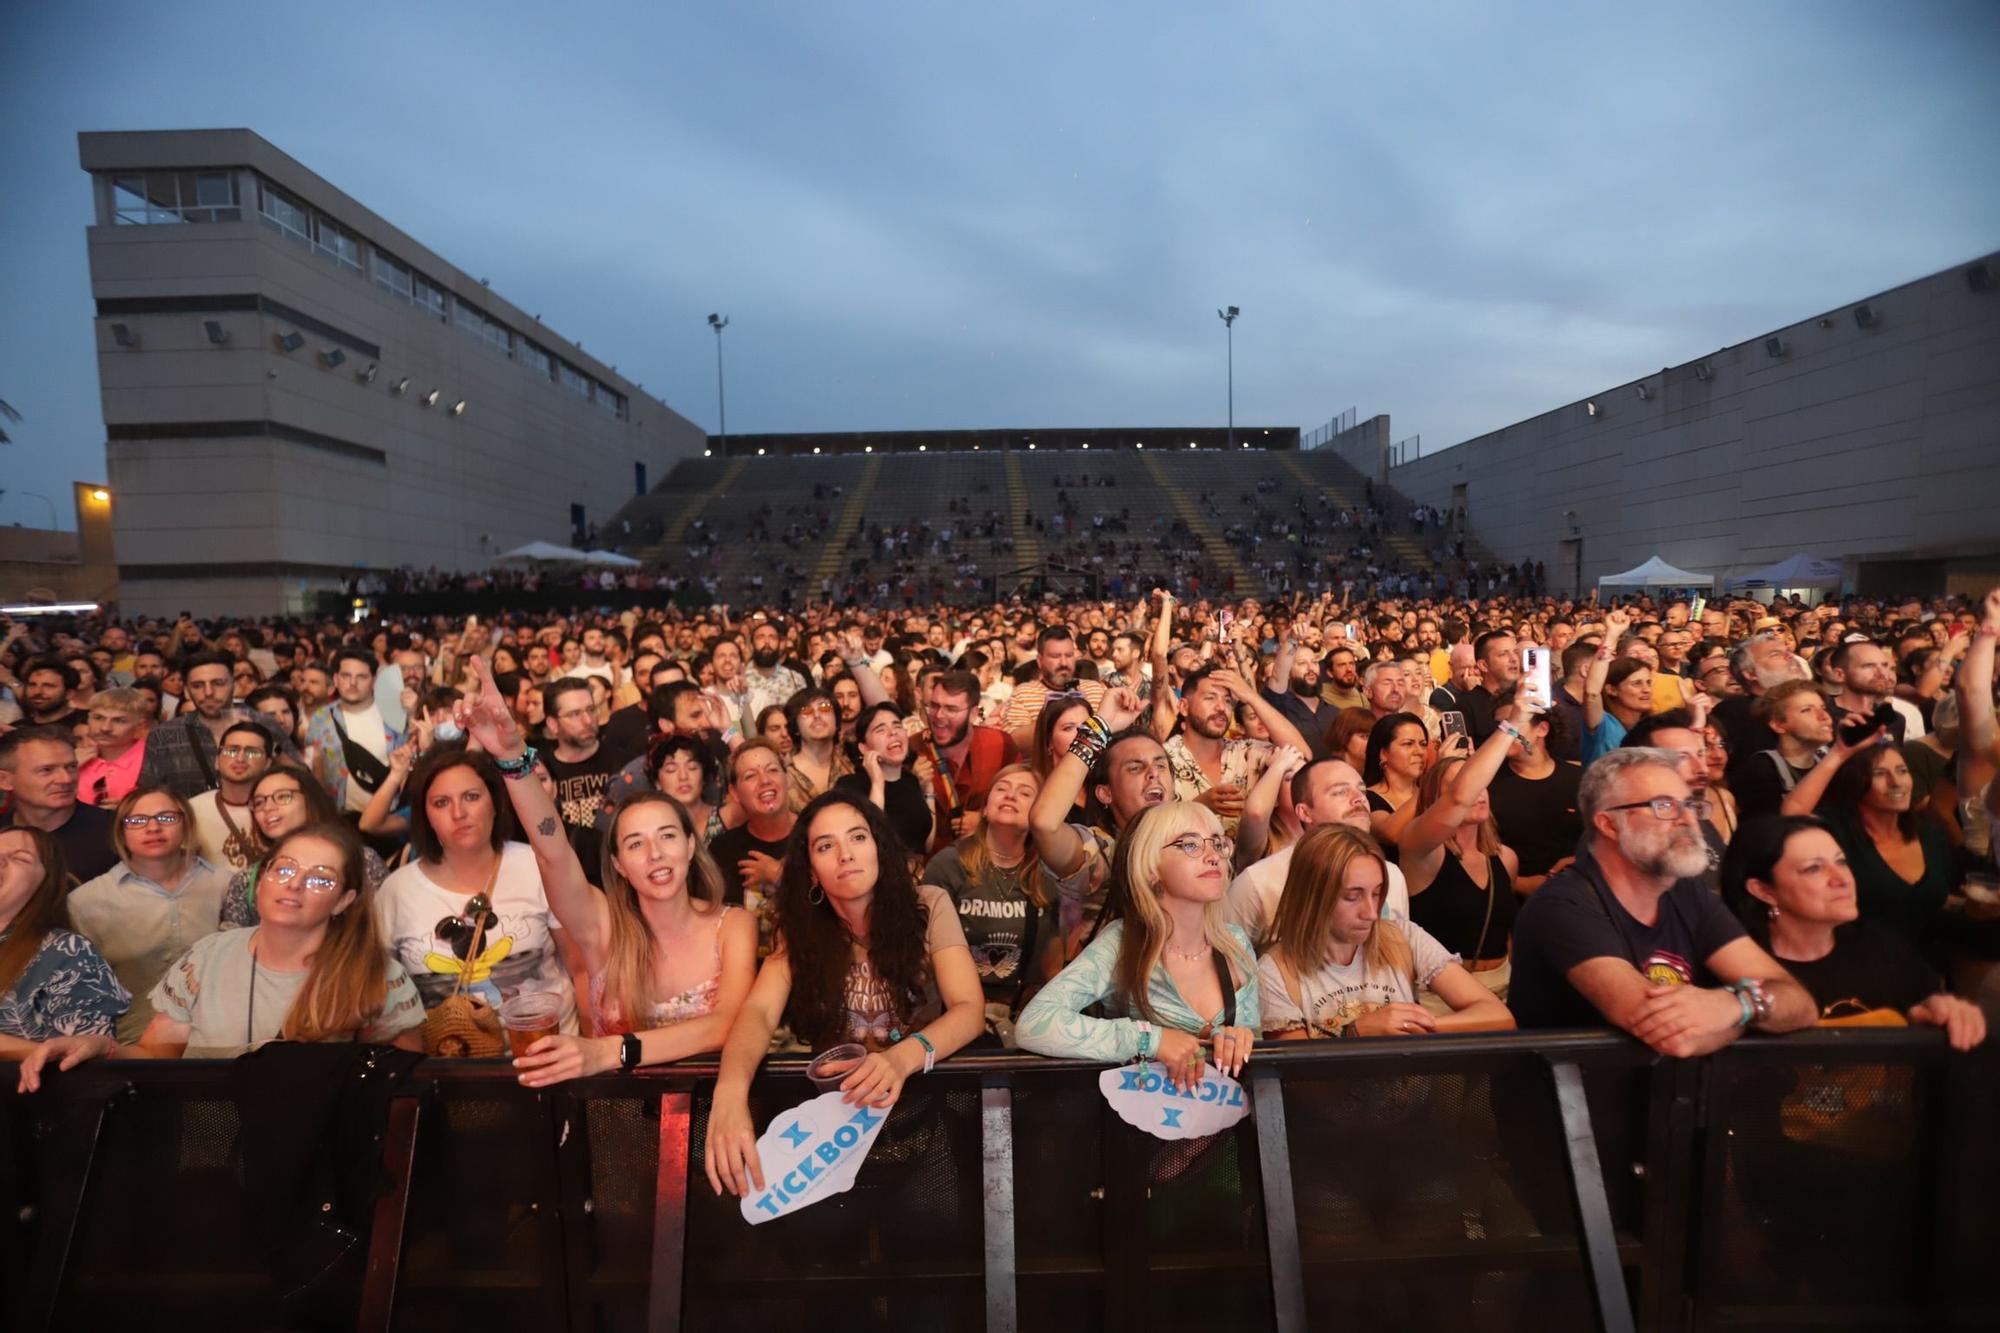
[65,785,232,1045]
[1015,802,1259,1093]
[0,828,128,1062]
[17,823,424,1081]
[219,764,389,928]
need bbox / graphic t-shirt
[374,842,578,1033]
[150,926,424,1057]
[542,746,625,866]
[800,882,967,1051]
[1508,853,1745,1030]
[1257,920,1459,1038]
[925,843,1061,1008]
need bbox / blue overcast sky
[3,2,1996,528]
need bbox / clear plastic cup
[806,1043,866,1092]
[498,991,563,1058]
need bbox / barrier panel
[4,1029,1995,1332]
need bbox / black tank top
[1410,850,1516,961]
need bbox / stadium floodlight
[707,314,729,449]
[1764,337,1787,359]
[1586,401,1600,418]
[450,400,467,416]
[321,347,346,368]
[358,362,379,383]
[1693,363,1712,382]
[1081,442,1088,449]
[864,445,872,453]
[204,320,230,345]
[391,376,410,395]
[276,330,304,353]
[422,389,440,407]
[1635,383,1650,401]
[919,444,926,452]
[703,448,712,457]
[1853,304,1879,329]
[812,446,821,454]
[756,447,765,456]
[110,322,140,348]
[1217,306,1240,450]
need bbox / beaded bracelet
[492,745,539,779]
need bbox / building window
[374,250,414,303]
[258,180,313,244]
[312,215,362,275]
[412,274,447,321]
[559,363,591,399]
[593,384,625,419]
[111,172,241,224]
[454,298,512,356]
[519,341,553,378]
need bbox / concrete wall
[79,130,707,616]
[1383,253,2000,595]
[0,483,120,606]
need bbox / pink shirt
[79,739,147,808]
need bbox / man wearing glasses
[144,651,297,800]
[76,687,153,808]
[187,720,270,870]
[1508,749,1814,1054]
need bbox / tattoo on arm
[537,817,558,838]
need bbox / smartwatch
[618,1032,642,1072]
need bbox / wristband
[1736,977,1773,1026]
[1135,1020,1153,1061]
[1727,983,1754,1028]
[492,745,539,779]
[912,1032,937,1074]
[618,1032,642,1072]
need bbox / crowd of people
[1,579,1994,1196]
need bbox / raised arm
[1959,591,1999,812]
[457,655,612,967]
[1234,744,1306,870]
[1582,608,1630,729]
[1215,668,1310,757]
[837,629,891,708]
[1398,716,1524,863]
[1029,687,1143,876]
[1779,726,1883,817]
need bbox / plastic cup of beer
[807,1043,866,1092]
[499,992,563,1058]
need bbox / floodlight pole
[707,313,729,449]
[1217,306,1239,450]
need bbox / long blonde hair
[956,764,1050,910]
[1266,824,1411,981]
[1415,757,1502,856]
[274,823,394,1042]
[595,792,725,1032]
[1106,802,1254,1026]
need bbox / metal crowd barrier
[4,1028,1996,1332]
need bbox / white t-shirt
[1225,841,1411,952]
[150,926,425,1057]
[1257,918,1459,1038]
[374,842,578,1034]
[188,789,256,871]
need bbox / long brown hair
[1266,824,1411,980]
[1414,758,1502,856]
[955,763,1050,910]
[1031,695,1092,780]
[272,822,395,1043]
[593,792,726,1032]
[1103,802,1253,1026]
[0,827,70,998]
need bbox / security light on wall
[1634,383,1650,401]
[1764,337,1787,359]
[450,400,467,416]
[203,321,230,346]
[422,389,440,407]
[391,377,410,395]
[1968,263,1992,293]
[321,347,346,368]
[358,363,378,384]
[277,331,305,353]
[1585,400,1600,417]
[110,323,139,348]
[1853,304,1880,329]
[1693,362,1713,382]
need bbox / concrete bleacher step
[1138,451,1249,590]
[666,457,748,547]
[812,454,884,586]
[1002,452,1042,566]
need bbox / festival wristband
[492,745,539,779]
[1728,984,1754,1028]
[1135,1021,1153,1061]
[912,1032,937,1074]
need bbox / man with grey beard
[1507,749,1815,1054]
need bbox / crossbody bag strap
[1210,948,1237,1030]
[1470,854,1500,962]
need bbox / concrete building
[0,483,119,607]
[1318,253,2000,597]
[78,129,704,616]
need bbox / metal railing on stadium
[4,1028,1994,1331]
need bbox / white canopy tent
[494,540,592,564]
[1597,556,1715,589]
[1724,553,1844,591]
[578,549,641,568]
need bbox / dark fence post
[1249,1065,1307,1333]
[356,1094,422,1333]
[648,1090,692,1333]
[980,1077,1017,1333]
[15,1084,114,1331]
[1548,1060,1637,1333]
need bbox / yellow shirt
[1651,670,1694,714]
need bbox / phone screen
[1521,648,1552,710]
[1689,596,1707,621]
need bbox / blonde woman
[1259,824,1513,1039]
[1398,718,1529,998]
[456,656,755,1085]
[19,822,424,1076]
[1015,801,1258,1091]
